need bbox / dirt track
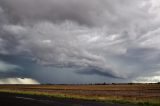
[0,92,138,106]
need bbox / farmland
[0,84,160,106]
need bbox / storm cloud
[0,0,160,83]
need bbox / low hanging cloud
[0,61,21,72]
[0,0,160,83]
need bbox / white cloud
[133,76,160,83]
[0,78,40,84]
[3,24,27,35]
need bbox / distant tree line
[42,82,160,85]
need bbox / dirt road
[0,92,138,106]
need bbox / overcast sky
[0,0,160,84]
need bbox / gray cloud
[0,60,21,72]
[0,0,160,83]
[76,68,123,79]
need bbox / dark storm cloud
[0,0,151,28]
[77,68,123,79]
[0,54,40,77]
[0,0,160,83]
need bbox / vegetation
[0,84,160,106]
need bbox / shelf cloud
[0,61,21,72]
[0,0,160,83]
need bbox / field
[0,84,160,106]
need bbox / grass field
[0,84,160,106]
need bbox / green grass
[0,89,159,106]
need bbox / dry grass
[0,84,160,106]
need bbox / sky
[0,0,160,84]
